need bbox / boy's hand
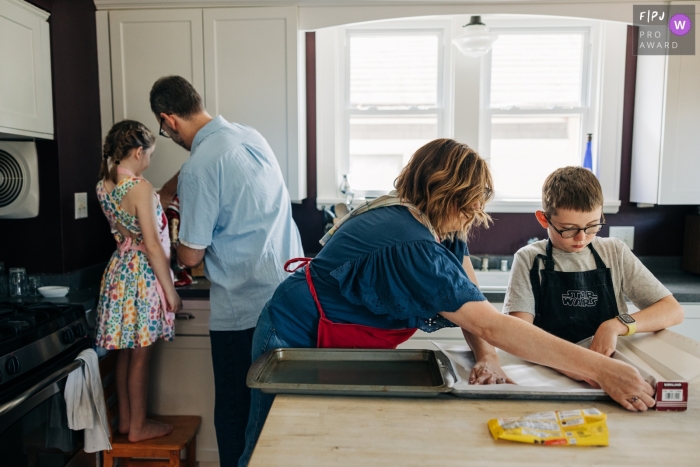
[469,355,515,385]
[589,318,628,357]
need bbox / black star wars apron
[529,239,619,343]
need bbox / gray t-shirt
[503,237,671,317]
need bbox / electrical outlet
[609,226,634,250]
[75,192,88,219]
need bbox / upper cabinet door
[203,7,306,202]
[109,9,204,189]
[658,7,700,205]
[0,0,53,139]
[631,5,700,205]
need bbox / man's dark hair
[149,75,204,119]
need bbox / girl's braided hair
[99,120,156,183]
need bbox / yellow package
[488,408,608,446]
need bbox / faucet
[469,255,489,271]
[480,257,490,271]
[339,174,354,212]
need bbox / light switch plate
[75,192,88,219]
[609,226,634,250]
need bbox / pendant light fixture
[452,16,498,58]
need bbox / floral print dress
[95,176,175,349]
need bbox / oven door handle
[0,359,84,419]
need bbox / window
[316,16,626,213]
[481,29,591,201]
[343,29,449,197]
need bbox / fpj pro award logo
[634,5,695,55]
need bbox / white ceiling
[93,0,665,10]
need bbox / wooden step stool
[99,351,201,467]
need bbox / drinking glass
[0,262,7,296]
[28,276,42,297]
[9,267,28,297]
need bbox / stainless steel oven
[0,302,92,467]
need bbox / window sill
[316,198,621,214]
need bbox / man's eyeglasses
[545,213,606,239]
[159,117,171,139]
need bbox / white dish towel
[64,348,112,452]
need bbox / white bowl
[38,286,70,298]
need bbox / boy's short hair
[542,166,603,217]
[149,75,203,119]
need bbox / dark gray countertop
[11,257,695,310]
[3,288,100,311]
[649,271,700,302]
[2,288,101,330]
[176,277,211,299]
[174,264,700,303]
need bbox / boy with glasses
[504,166,683,367]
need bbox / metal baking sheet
[247,348,452,397]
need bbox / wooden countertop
[249,332,700,466]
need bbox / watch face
[618,314,635,324]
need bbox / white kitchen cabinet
[97,6,306,200]
[148,300,219,467]
[630,2,700,205]
[203,7,306,202]
[105,9,205,189]
[0,0,53,139]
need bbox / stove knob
[61,329,75,345]
[6,356,21,375]
[73,323,86,338]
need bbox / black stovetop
[0,302,85,356]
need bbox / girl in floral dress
[96,120,182,442]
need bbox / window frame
[315,16,626,214]
[480,26,592,202]
[316,19,453,205]
[473,18,624,213]
[343,28,450,198]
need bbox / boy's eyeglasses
[159,117,171,139]
[545,214,606,239]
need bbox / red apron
[285,258,417,349]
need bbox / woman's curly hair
[99,120,156,183]
[395,138,494,241]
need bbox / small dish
[38,286,70,298]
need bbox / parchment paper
[433,341,606,394]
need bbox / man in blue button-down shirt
[150,76,303,466]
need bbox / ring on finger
[496,377,505,383]
[629,395,640,403]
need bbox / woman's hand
[469,356,515,385]
[589,318,628,357]
[555,367,601,389]
[166,288,182,313]
[595,359,656,411]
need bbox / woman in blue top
[238,139,655,466]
